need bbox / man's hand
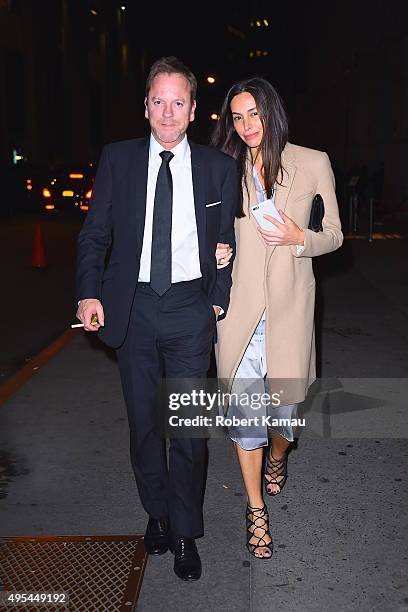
[76,298,105,331]
[213,306,222,319]
[257,210,304,247]
[215,242,233,269]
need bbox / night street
[1,1,408,610]
[1,210,407,382]
[0,213,83,381]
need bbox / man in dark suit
[76,57,237,581]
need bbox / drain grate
[0,535,147,611]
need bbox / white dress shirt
[138,135,202,283]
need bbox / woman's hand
[257,210,304,247]
[215,242,233,269]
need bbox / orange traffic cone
[31,223,47,268]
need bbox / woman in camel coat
[211,77,343,559]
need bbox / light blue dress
[227,168,297,451]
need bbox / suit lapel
[128,137,150,253]
[190,141,206,269]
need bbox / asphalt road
[0,212,84,381]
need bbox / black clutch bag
[308,193,324,232]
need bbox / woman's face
[230,92,263,151]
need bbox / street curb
[0,328,79,406]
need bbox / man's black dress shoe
[172,538,202,581]
[144,517,170,555]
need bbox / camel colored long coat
[215,143,343,405]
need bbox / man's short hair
[145,56,197,103]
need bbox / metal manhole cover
[0,535,147,611]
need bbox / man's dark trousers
[116,278,215,540]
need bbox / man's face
[145,73,196,149]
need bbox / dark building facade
[0,0,406,210]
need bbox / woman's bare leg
[265,435,290,495]
[234,443,272,558]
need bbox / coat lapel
[245,145,297,258]
[190,141,206,270]
[274,144,297,214]
[128,137,150,253]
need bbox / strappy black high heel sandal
[264,449,288,496]
[246,503,273,559]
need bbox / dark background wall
[0,0,407,210]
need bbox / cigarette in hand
[71,314,99,329]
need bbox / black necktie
[150,150,174,296]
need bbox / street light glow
[210,113,220,121]
[207,76,215,84]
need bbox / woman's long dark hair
[210,77,289,218]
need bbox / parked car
[0,162,49,217]
[40,164,94,214]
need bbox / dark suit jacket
[76,136,237,348]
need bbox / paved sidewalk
[1,240,408,611]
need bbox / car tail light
[45,204,55,210]
[69,173,84,179]
[80,204,89,211]
[42,188,51,198]
[85,189,92,199]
